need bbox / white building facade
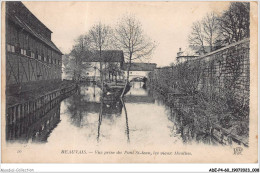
[123,63,157,81]
[84,50,125,81]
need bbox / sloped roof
[84,50,124,62]
[7,2,52,33]
[189,45,216,54]
[177,47,199,57]
[6,3,62,54]
[123,63,157,71]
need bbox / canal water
[7,82,220,147]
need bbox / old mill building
[6,2,63,94]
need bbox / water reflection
[6,99,61,143]
[168,107,218,145]
[121,97,130,143]
[97,98,103,142]
[7,81,225,146]
[64,84,129,144]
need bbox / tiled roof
[189,45,216,54]
[6,3,62,54]
[123,63,157,71]
[84,50,124,62]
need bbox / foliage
[63,35,92,80]
[151,43,249,138]
[104,63,123,81]
[174,61,202,95]
[188,2,250,53]
[218,2,250,44]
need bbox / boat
[104,82,131,97]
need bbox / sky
[23,1,230,67]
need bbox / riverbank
[148,82,249,147]
[6,80,76,107]
[6,80,78,142]
[147,39,249,147]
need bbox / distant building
[6,2,63,89]
[189,45,224,56]
[122,63,157,81]
[176,45,225,64]
[191,46,213,56]
[83,50,125,81]
[176,48,199,64]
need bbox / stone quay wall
[149,38,250,107]
[148,38,250,146]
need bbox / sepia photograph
[1,1,258,165]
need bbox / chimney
[177,48,182,57]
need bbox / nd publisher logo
[233,147,243,155]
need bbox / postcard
[1,1,258,163]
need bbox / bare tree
[114,15,156,83]
[88,22,113,91]
[189,13,219,53]
[218,2,250,44]
[64,35,91,81]
[188,21,205,53]
[202,13,219,51]
[62,54,74,79]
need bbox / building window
[21,49,27,56]
[7,44,15,52]
[7,44,11,52]
[26,49,31,57]
[38,55,41,60]
[31,52,35,58]
[11,45,15,52]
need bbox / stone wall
[197,38,250,104]
[148,39,250,145]
[149,38,250,105]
